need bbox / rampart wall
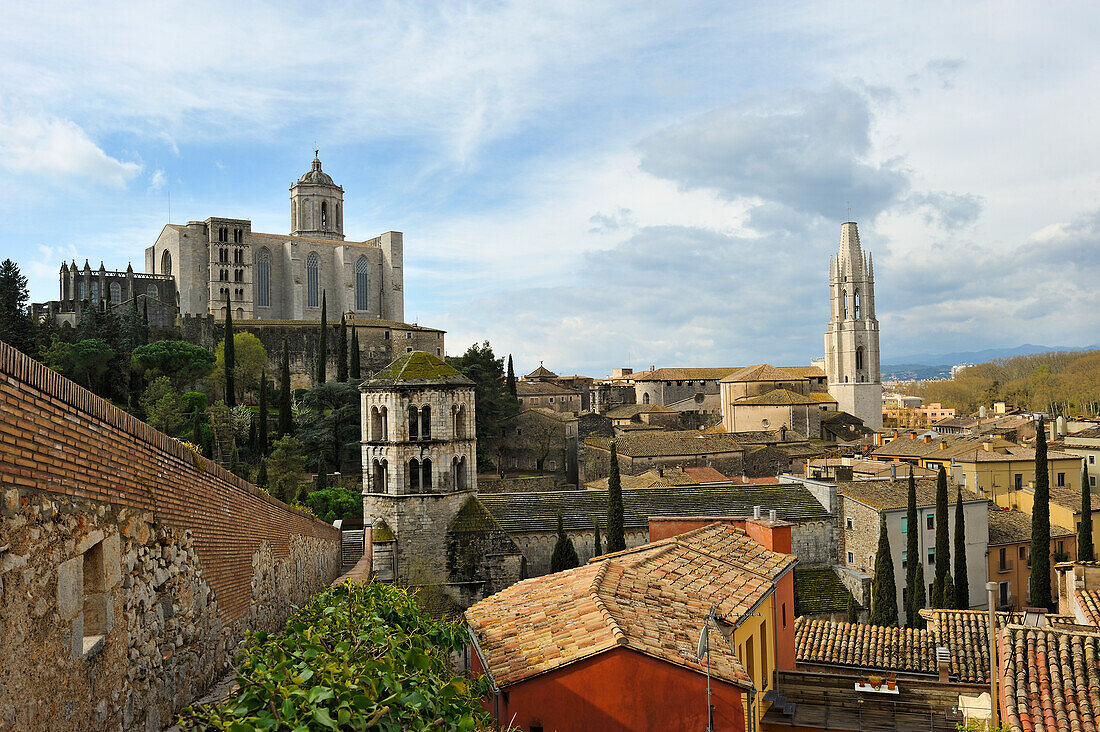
[0,342,341,730]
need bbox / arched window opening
[854,290,861,319]
[147,284,159,300]
[409,459,420,492]
[306,252,320,308]
[642,393,650,404]
[234,269,243,283]
[336,203,341,230]
[161,250,172,275]
[408,405,419,440]
[422,458,432,492]
[453,404,467,439]
[234,228,242,243]
[371,406,382,441]
[78,281,86,300]
[421,405,431,440]
[256,248,271,308]
[321,201,328,230]
[455,456,468,491]
[372,459,388,494]
[235,307,243,320]
[380,406,388,440]
[109,282,121,305]
[355,257,370,311]
[856,346,865,371]
[90,281,100,303]
[842,290,848,319]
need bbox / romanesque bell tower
[825,221,882,429]
[290,151,345,240]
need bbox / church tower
[825,221,882,429]
[290,151,344,240]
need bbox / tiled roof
[1001,624,1100,732]
[795,611,1000,683]
[1065,425,1100,441]
[734,388,820,406]
[605,403,678,419]
[683,466,729,483]
[584,467,698,491]
[793,568,852,616]
[476,483,831,534]
[952,445,1080,463]
[871,434,1013,460]
[524,365,559,380]
[987,506,1075,545]
[585,432,743,457]
[794,618,933,675]
[1078,590,1100,626]
[362,351,473,387]
[722,364,803,383]
[837,478,984,511]
[465,524,794,688]
[516,380,579,396]
[630,367,741,382]
[806,392,840,404]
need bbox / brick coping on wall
[0,340,323,527]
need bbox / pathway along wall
[0,342,341,731]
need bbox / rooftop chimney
[939,440,948,450]
[923,435,932,444]
[769,509,777,522]
[936,647,951,683]
[890,463,897,479]
[753,505,761,520]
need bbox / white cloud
[0,112,141,188]
[149,168,167,192]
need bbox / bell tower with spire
[825,221,882,429]
[290,151,344,240]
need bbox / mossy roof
[372,519,395,542]
[362,351,474,388]
[448,496,507,534]
[793,567,853,616]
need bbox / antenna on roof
[847,201,851,221]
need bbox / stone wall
[475,475,563,494]
[791,519,837,567]
[511,528,649,578]
[0,342,340,731]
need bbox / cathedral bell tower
[290,151,344,240]
[825,221,882,429]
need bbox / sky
[2,1,1099,376]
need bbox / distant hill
[883,343,1100,368]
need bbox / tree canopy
[447,341,519,471]
[212,332,267,402]
[131,340,215,389]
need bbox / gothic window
[856,346,865,371]
[306,252,320,308]
[147,284,159,300]
[355,257,370,311]
[256,248,271,307]
[422,458,433,491]
[90,282,99,302]
[234,269,243,283]
[421,405,431,440]
[234,228,243,243]
[219,227,228,242]
[219,248,228,264]
[109,282,121,305]
[854,290,861,319]
[78,281,86,300]
[408,405,419,440]
[842,290,848,319]
[408,458,420,492]
[161,250,172,275]
[321,201,328,230]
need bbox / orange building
[986,506,1075,611]
[464,521,796,732]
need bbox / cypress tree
[1081,461,1094,562]
[223,291,236,407]
[550,514,580,572]
[191,406,203,447]
[1030,417,1053,610]
[606,442,625,552]
[255,457,268,491]
[869,514,899,626]
[248,414,257,454]
[943,571,958,609]
[315,291,327,384]
[931,466,951,607]
[847,594,859,624]
[336,313,348,382]
[314,454,328,492]
[258,368,269,456]
[349,326,361,380]
[953,485,970,608]
[593,518,603,558]
[506,355,517,399]
[905,466,926,628]
[278,339,293,437]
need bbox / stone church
[146,152,404,322]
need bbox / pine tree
[223,291,236,407]
[953,485,970,609]
[1030,417,1053,610]
[349,325,361,380]
[258,368,269,456]
[336,313,348,382]
[905,466,926,627]
[1081,461,1094,562]
[606,442,625,552]
[506,355,517,399]
[550,514,580,572]
[593,518,603,558]
[869,514,899,626]
[931,466,951,607]
[278,338,293,437]
[0,258,33,354]
[315,291,327,384]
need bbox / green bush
[179,581,489,731]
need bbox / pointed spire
[83,259,90,271]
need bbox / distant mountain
[882,344,1100,368]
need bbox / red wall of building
[478,646,746,732]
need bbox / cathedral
[146,152,404,322]
[824,221,883,429]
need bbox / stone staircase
[341,529,364,569]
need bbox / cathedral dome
[297,151,335,186]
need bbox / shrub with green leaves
[179,581,489,731]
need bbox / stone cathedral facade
[824,221,883,429]
[145,153,404,323]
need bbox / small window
[406,332,413,340]
[901,517,907,533]
[1019,546,1026,559]
[549,397,554,404]
[406,346,413,353]
[902,551,907,569]
[1091,456,1096,464]
[548,460,557,470]
[1014,474,1023,490]
[1058,473,1066,487]
[847,551,855,564]
[927,548,935,565]
[1092,477,1097,487]
[845,517,854,530]
[1058,540,1064,554]
[384,331,391,340]
[926,514,935,530]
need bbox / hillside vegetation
[912,349,1100,417]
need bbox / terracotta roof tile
[1077,591,1100,626]
[1001,623,1100,732]
[734,388,821,406]
[838,478,984,511]
[988,507,1074,545]
[585,432,743,457]
[629,367,741,382]
[465,524,794,688]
